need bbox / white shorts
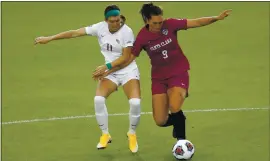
[104,68,140,86]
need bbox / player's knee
[94,96,106,114]
[129,98,141,108]
[129,98,141,115]
[153,117,167,127]
[155,120,167,127]
[170,106,181,113]
[94,96,106,104]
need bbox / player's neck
[108,24,124,34]
[146,24,161,34]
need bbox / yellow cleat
[97,133,112,149]
[127,133,138,153]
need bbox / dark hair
[104,4,120,19]
[139,3,163,23]
[120,15,126,23]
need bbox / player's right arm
[35,22,100,45]
[34,28,87,45]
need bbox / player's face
[106,16,121,32]
[147,15,164,33]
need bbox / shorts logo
[162,29,168,35]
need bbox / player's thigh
[167,72,189,112]
[96,78,118,98]
[167,86,186,113]
[123,79,141,99]
[152,94,170,126]
[122,68,141,99]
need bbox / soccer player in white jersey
[34,4,141,153]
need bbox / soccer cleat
[127,133,138,153]
[97,133,112,149]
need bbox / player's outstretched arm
[34,28,87,45]
[187,9,232,29]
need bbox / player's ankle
[102,130,109,134]
[128,129,136,134]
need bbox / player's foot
[97,133,112,149]
[127,132,138,153]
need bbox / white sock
[128,98,141,134]
[94,96,109,134]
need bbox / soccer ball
[172,140,195,160]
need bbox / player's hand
[217,9,232,20]
[92,71,109,81]
[93,65,107,77]
[34,36,52,45]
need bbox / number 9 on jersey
[162,50,168,59]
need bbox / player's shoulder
[165,18,186,23]
[88,21,106,28]
[120,24,133,33]
[164,18,175,24]
[87,21,107,33]
[136,26,147,38]
[94,21,107,30]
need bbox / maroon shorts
[151,71,189,95]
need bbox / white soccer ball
[172,139,195,160]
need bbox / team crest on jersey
[162,29,168,35]
[116,39,120,44]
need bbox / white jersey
[85,21,137,74]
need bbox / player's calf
[171,110,186,140]
[128,98,141,134]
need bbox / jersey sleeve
[131,37,144,57]
[84,22,101,36]
[122,28,135,48]
[167,18,188,31]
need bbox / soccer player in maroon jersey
[93,3,232,140]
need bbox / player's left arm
[187,9,232,29]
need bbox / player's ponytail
[139,2,163,23]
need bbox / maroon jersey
[132,18,190,79]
